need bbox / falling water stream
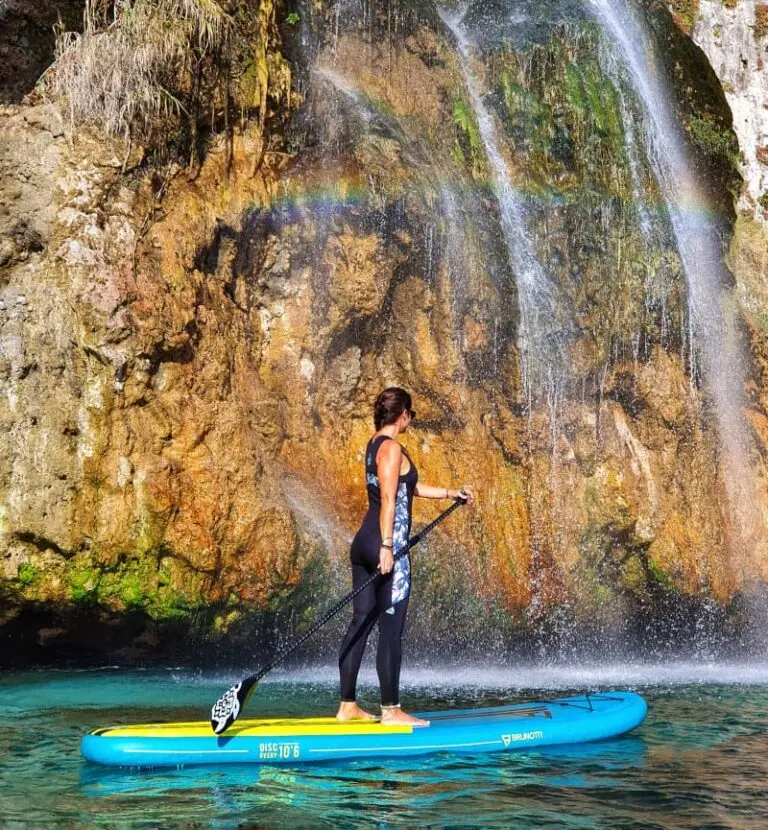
[440,7,568,407]
[5,2,768,825]
[588,0,762,562]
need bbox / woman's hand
[379,546,394,574]
[451,485,476,507]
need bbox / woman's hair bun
[374,387,412,429]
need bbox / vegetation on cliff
[1,0,766,665]
[756,4,768,38]
[45,0,292,168]
[668,0,700,33]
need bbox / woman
[337,387,476,726]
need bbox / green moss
[452,99,483,171]
[67,560,99,603]
[583,482,601,510]
[453,100,479,144]
[101,558,197,618]
[571,558,618,621]
[17,562,41,588]
[687,116,736,156]
[593,582,613,605]
[687,115,740,170]
[759,191,768,210]
[97,567,143,609]
[747,310,768,332]
[213,609,242,635]
[501,72,545,118]
[647,558,673,588]
[286,12,300,25]
[564,63,586,112]
[580,69,623,144]
[620,555,645,590]
[497,70,557,162]
[584,72,607,134]
[64,552,204,620]
[669,0,700,32]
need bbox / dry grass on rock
[42,0,290,164]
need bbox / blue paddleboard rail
[81,690,647,768]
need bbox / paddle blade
[210,678,255,734]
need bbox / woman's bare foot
[380,706,430,727]
[336,701,377,721]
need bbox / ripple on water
[1,666,768,828]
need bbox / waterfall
[311,65,482,371]
[596,38,675,359]
[439,8,566,406]
[589,0,761,563]
[275,0,765,651]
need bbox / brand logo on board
[501,730,544,746]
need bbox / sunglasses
[408,409,416,420]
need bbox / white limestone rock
[692,0,768,222]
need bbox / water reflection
[2,670,768,828]
[79,738,648,828]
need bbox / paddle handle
[253,497,466,681]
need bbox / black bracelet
[380,543,393,550]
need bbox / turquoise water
[1,664,767,828]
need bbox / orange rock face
[2,4,768,661]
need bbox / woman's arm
[376,440,402,574]
[415,482,476,505]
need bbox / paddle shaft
[248,497,466,685]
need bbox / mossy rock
[646,557,674,588]
[644,0,741,223]
[620,554,646,590]
[17,562,42,589]
[64,552,205,620]
[452,98,484,174]
[668,0,700,33]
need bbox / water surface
[1,664,767,828]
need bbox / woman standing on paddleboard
[337,387,475,726]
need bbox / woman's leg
[376,584,429,727]
[376,593,409,707]
[337,564,378,719]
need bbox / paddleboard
[81,690,646,768]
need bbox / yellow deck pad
[95,717,414,738]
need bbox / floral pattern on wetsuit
[365,472,411,609]
[389,481,411,608]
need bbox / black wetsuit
[338,435,418,707]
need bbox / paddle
[210,496,467,734]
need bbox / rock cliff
[2,0,768,665]
[686,0,768,223]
